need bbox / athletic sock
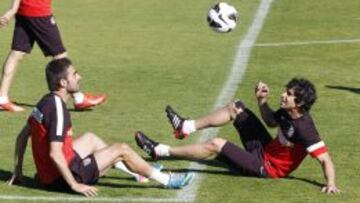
[72,92,84,104]
[0,96,9,104]
[154,144,170,157]
[114,161,142,179]
[149,168,170,185]
[182,120,196,135]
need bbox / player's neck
[286,108,303,119]
[52,89,69,102]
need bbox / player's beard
[67,82,80,94]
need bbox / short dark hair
[286,78,317,112]
[46,58,72,91]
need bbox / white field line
[0,195,186,202]
[175,0,274,202]
[255,39,360,47]
[0,0,275,202]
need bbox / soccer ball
[207,2,238,33]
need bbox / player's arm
[255,81,278,127]
[49,142,98,197]
[0,0,21,27]
[316,152,340,194]
[8,124,31,185]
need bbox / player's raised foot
[166,173,194,189]
[74,93,107,110]
[0,101,25,112]
[135,131,159,160]
[165,105,188,139]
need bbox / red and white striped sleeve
[306,141,328,158]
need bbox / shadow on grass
[0,168,161,194]
[68,108,93,112]
[285,176,324,187]
[13,102,36,108]
[0,169,52,192]
[148,159,245,177]
[141,159,325,188]
[97,181,163,189]
[326,85,360,94]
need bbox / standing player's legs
[53,52,68,60]
[31,16,106,111]
[0,15,34,112]
[0,50,27,99]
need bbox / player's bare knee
[9,50,26,61]
[208,138,227,153]
[225,103,238,120]
[113,143,132,157]
[229,101,245,120]
[53,52,68,59]
[81,132,96,142]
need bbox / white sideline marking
[0,0,274,202]
[255,39,360,47]
[176,0,274,201]
[0,195,186,202]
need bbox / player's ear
[59,78,67,88]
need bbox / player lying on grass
[135,78,340,194]
[0,0,106,112]
[8,58,193,197]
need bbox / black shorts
[12,14,66,56]
[45,152,99,192]
[217,100,272,177]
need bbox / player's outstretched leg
[135,131,226,160]
[94,141,194,189]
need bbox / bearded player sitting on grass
[8,58,194,197]
[135,78,340,194]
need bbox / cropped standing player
[8,58,194,197]
[0,0,106,112]
[136,78,340,194]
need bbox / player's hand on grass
[255,81,270,104]
[71,183,98,197]
[7,173,24,186]
[321,184,341,194]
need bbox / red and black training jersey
[263,109,327,178]
[17,0,52,17]
[28,93,75,185]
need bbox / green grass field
[0,0,359,202]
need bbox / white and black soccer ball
[207,2,238,33]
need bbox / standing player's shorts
[45,152,99,192]
[12,14,66,56]
[216,100,272,177]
